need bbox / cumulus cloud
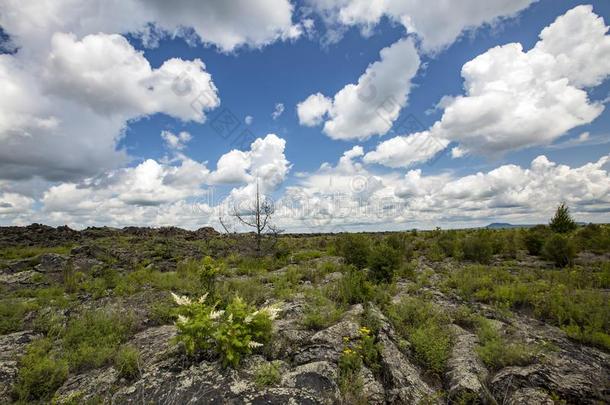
[307,0,536,53]
[274,152,610,232]
[395,154,610,220]
[0,30,219,181]
[0,192,34,215]
[366,5,610,168]
[213,134,291,198]
[363,130,449,168]
[297,93,332,126]
[0,52,129,180]
[43,158,210,213]
[25,134,291,229]
[45,33,219,121]
[161,131,193,151]
[0,0,301,54]
[297,37,420,140]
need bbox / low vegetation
[1,203,608,402]
[387,297,452,375]
[173,292,278,367]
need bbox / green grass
[474,317,537,370]
[290,249,324,263]
[13,338,68,402]
[445,265,610,351]
[387,297,452,375]
[2,287,74,334]
[0,245,73,260]
[13,308,136,401]
[217,277,271,306]
[302,290,344,330]
[62,309,136,372]
[114,345,141,380]
[254,361,282,388]
[0,298,38,334]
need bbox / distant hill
[485,222,534,229]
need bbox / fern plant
[172,292,279,367]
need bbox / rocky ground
[0,225,608,404]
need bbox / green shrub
[462,232,493,264]
[197,256,221,294]
[501,230,520,258]
[337,348,364,403]
[217,277,270,306]
[13,338,68,402]
[114,345,141,380]
[327,266,372,305]
[396,260,416,280]
[115,263,203,296]
[291,250,323,263]
[233,256,273,276]
[524,225,550,256]
[79,268,120,298]
[446,265,609,351]
[149,297,177,325]
[387,297,452,375]
[437,231,462,258]
[254,361,281,387]
[173,293,277,367]
[543,234,576,267]
[63,310,136,371]
[367,243,400,283]
[302,291,343,330]
[474,318,536,370]
[410,322,452,374]
[0,298,38,334]
[575,223,610,254]
[549,203,577,234]
[335,234,371,268]
[32,309,65,338]
[337,325,380,405]
[426,242,446,262]
[384,233,405,251]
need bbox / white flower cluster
[171,292,208,306]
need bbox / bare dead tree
[231,181,282,256]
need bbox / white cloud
[307,0,536,53]
[364,130,449,168]
[210,150,252,185]
[245,115,254,125]
[438,5,609,156]
[366,5,610,168]
[548,131,610,150]
[273,152,610,232]
[213,134,291,196]
[297,93,332,126]
[0,52,129,180]
[272,103,285,120]
[5,133,291,229]
[43,157,210,212]
[161,131,192,151]
[395,154,610,220]
[0,0,301,54]
[298,37,420,140]
[0,192,34,215]
[45,33,219,121]
[0,30,219,181]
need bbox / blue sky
[0,0,609,230]
[123,0,610,175]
